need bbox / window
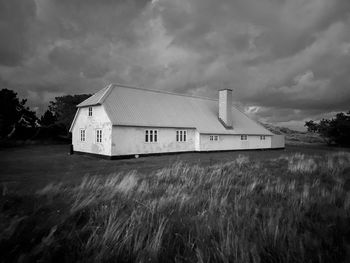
[88,107,92,116]
[145,129,158,143]
[176,130,187,142]
[209,135,219,141]
[96,129,102,143]
[80,129,85,142]
[241,135,247,140]
[260,135,266,140]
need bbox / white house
[69,84,284,158]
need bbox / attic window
[241,135,248,140]
[209,135,219,141]
[176,130,187,142]
[260,135,266,140]
[88,107,92,116]
[145,129,158,143]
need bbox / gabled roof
[77,84,272,135]
[77,85,112,106]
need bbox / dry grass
[1,151,350,262]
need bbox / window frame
[260,135,266,140]
[80,129,86,142]
[209,135,219,141]
[145,129,158,143]
[96,129,102,143]
[88,107,93,116]
[241,135,248,140]
[176,130,187,142]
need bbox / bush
[305,111,350,146]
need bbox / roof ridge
[109,83,218,102]
[97,84,114,104]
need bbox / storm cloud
[0,0,350,130]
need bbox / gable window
[176,130,187,142]
[145,129,158,143]
[241,135,248,140]
[209,135,219,141]
[88,107,92,116]
[80,129,85,142]
[96,129,102,143]
[260,135,266,140]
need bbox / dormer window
[88,107,92,116]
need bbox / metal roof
[77,85,112,107]
[77,84,273,135]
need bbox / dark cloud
[0,0,350,130]
[49,45,87,71]
[48,0,151,43]
[0,0,36,66]
[253,0,350,59]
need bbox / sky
[1,0,350,131]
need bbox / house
[69,84,284,158]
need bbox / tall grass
[1,151,350,262]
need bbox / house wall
[111,126,198,156]
[72,105,112,156]
[271,134,285,148]
[200,134,272,151]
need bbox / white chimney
[219,89,233,129]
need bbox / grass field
[1,144,350,262]
[1,144,348,193]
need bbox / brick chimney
[219,89,233,129]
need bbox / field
[1,144,350,262]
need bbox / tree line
[1,88,349,147]
[305,111,350,147]
[0,88,91,141]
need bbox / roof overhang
[69,108,80,132]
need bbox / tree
[304,111,350,146]
[48,94,91,135]
[39,110,57,126]
[304,120,318,133]
[0,89,37,138]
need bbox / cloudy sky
[1,0,350,130]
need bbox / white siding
[271,135,285,148]
[194,131,201,151]
[111,126,197,156]
[71,105,283,157]
[200,134,272,151]
[72,105,112,156]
